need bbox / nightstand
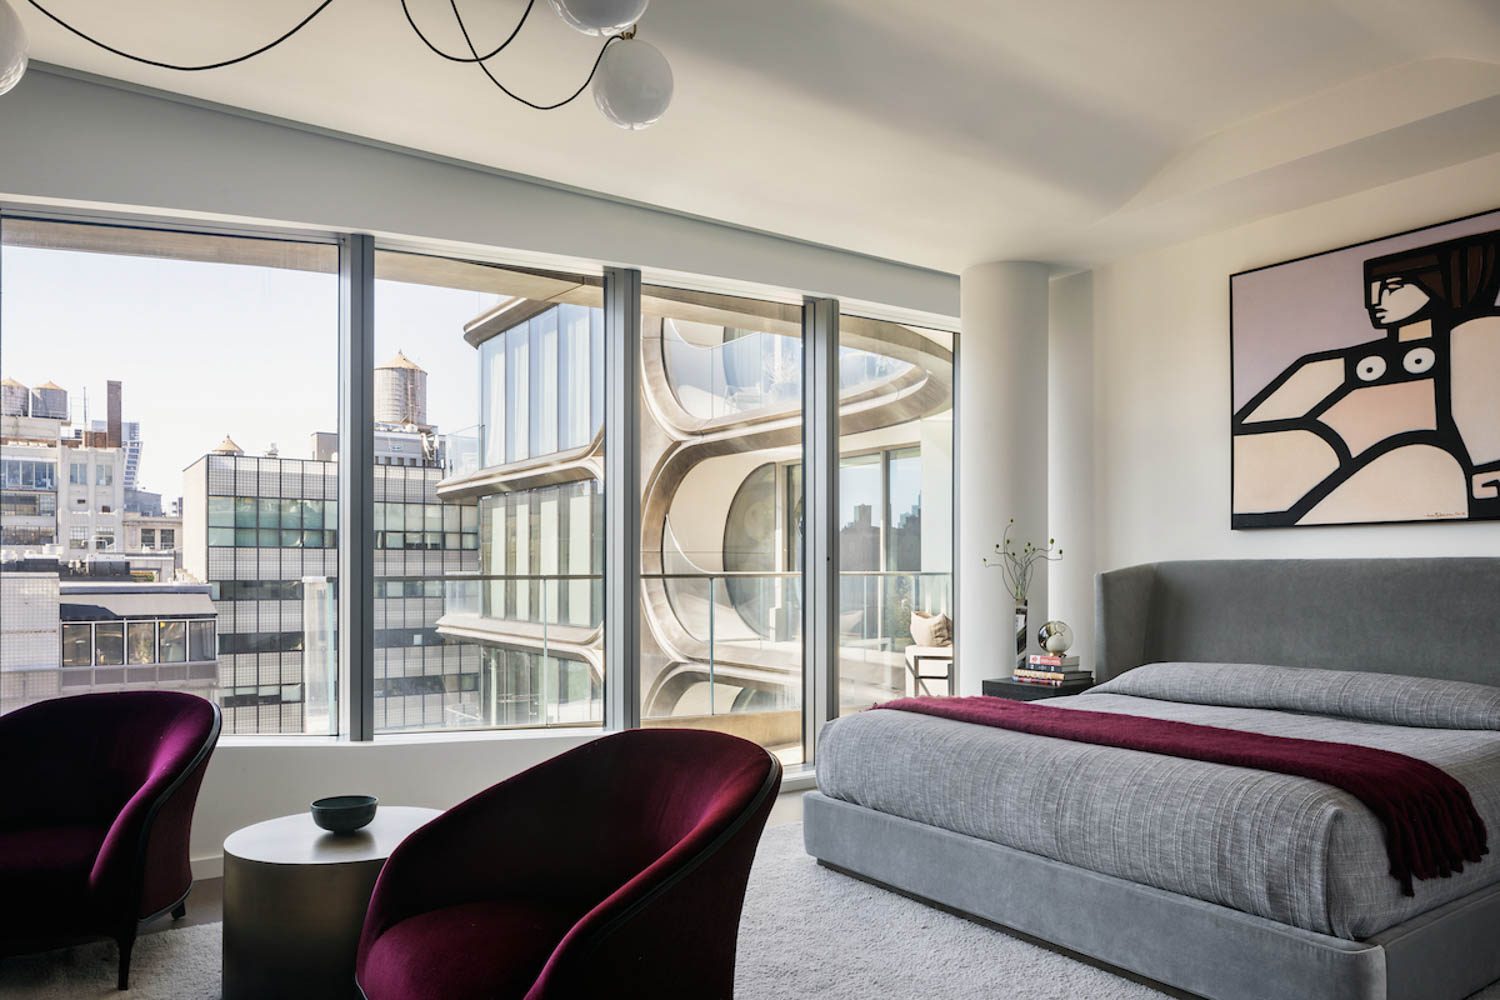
[982,677,1094,701]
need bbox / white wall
[191,729,599,877]
[1074,151,1500,592]
[957,262,1050,694]
[1047,271,1095,669]
[0,67,958,320]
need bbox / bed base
[803,791,1500,1000]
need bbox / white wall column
[957,261,1050,694]
[1048,271,1096,669]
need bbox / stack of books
[1013,654,1093,687]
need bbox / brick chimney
[106,380,122,448]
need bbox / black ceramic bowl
[310,794,378,834]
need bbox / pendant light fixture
[4,0,673,128]
[0,0,27,97]
[592,30,672,130]
[548,0,649,38]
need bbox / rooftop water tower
[374,351,429,428]
[0,376,28,417]
[29,380,68,420]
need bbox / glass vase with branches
[983,519,1062,604]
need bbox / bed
[802,558,1500,1000]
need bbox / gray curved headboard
[1095,558,1500,685]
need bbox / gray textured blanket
[814,665,1500,939]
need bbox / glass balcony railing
[641,570,803,761]
[839,570,953,709]
[837,570,953,650]
[656,571,803,649]
[440,573,604,632]
[442,424,482,481]
[662,327,802,421]
[660,323,915,422]
[838,347,914,395]
[377,573,602,735]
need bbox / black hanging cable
[401,0,536,63]
[23,0,336,72]
[447,0,616,111]
[22,0,619,112]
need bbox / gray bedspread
[814,665,1500,939]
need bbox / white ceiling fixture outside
[7,0,1500,273]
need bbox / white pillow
[910,611,952,647]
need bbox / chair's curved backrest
[528,728,781,999]
[0,692,221,918]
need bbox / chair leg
[116,927,136,991]
[171,901,187,920]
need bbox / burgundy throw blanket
[877,696,1488,895]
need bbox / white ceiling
[15,0,1500,274]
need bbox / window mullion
[802,296,839,763]
[603,267,642,732]
[337,233,376,741]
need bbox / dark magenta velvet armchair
[0,691,221,989]
[356,728,782,1000]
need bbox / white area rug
[5,823,1500,999]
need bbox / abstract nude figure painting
[1231,209,1500,528]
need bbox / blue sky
[1,244,491,500]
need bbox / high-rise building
[58,443,126,554]
[0,444,58,551]
[181,448,482,734]
[93,419,142,491]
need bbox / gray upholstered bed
[803,558,1500,1000]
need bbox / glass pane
[372,249,604,732]
[639,286,805,766]
[127,621,156,664]
[159,620,187,663]
[836,314,955,713]
[189,620,214,661]
[0,218,338,730]
[94,622,125,666]
[61,624,91,667]
[208,497,235,526]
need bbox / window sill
[781,763,817,791]
[217,726,604,750]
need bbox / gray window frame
[0,209,957,766]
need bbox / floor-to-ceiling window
[1,209,957,755]
[372,251,604,732]
[638,286,806,765]
[0,218,339,732]
[835,314,955,712]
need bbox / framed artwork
[1230,208,1500,529]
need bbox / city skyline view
[2,221,953,752]
[1,241,492,501]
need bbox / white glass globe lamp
[549,0,649,37]
[592,37,672,130]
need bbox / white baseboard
[191,855,224,881]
